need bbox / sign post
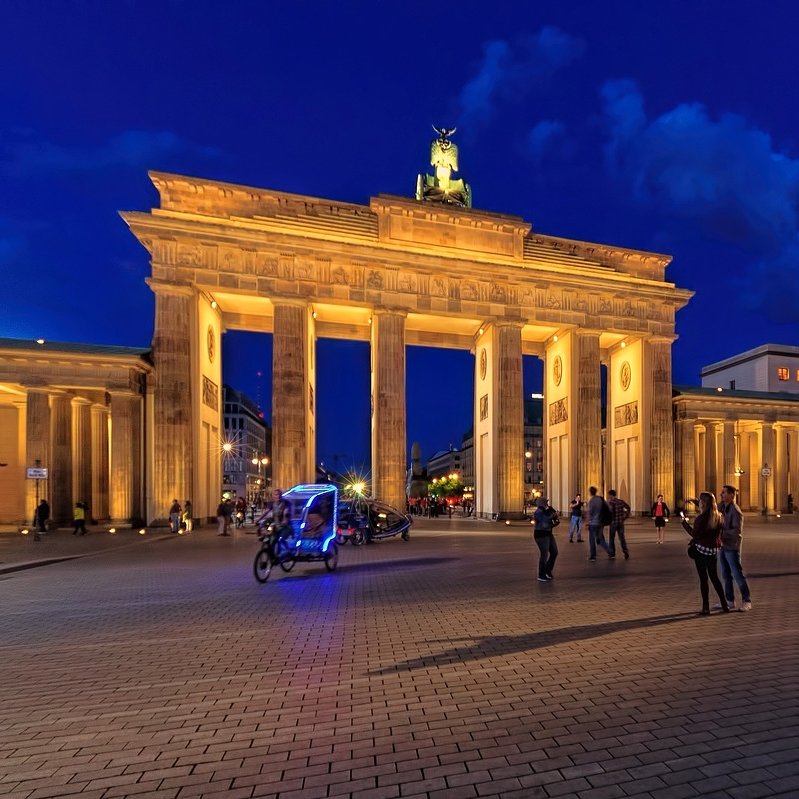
[26,462,48,541]
[760,463,771,519]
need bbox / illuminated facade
[122,168,691,521]
[0,339,151,525]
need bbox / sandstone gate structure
[123,172,692,523]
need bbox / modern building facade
[701,344,799,394]
[221,385,271,505]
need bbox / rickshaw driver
[257,489,292,539]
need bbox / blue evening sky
[2,1,798,470]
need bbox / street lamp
[251,454,269,506]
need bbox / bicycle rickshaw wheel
[274,537,296,572]
[325,543,339,571]
[253,547,272,583]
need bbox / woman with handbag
[680,491,730,616]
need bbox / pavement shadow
[371,612,701,674]
[269,557,458,582]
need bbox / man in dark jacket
[532,498,559,582]
[719,485,752,611]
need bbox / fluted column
[495,321,524,518]
[789,430,799,511]
[50,394,73,523]
[676,419,696,506]
[574,331,602,495]
[694,423,705,493]
[273,301,314,490]
[110,393,136,523]
[775,424,789,512]
[91,404,110,520]
[72,398,92,515]
[645,338,675,507]
[705,422,718,495]
[370,309,407,510]
[25,389,51,523]
[149,282,193,521]
[739,430,751,509]
[721,420,735,492]
[760,421,775,513]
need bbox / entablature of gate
[123,172,694,347]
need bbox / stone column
[694,424,706,493]
[645,338,675,507]
[676,419,696,506]
[25,388,51,523]
[149,282,193,522]
[273,301,313,490]
[91,404,110,521]
[721,420,735,492]
[494,321,524,518]
[574,332,602,495]
[760,422,775,513]
[110,393,137,523]
[739,430,751,510]
[370,309,407,510]
[705,422,718,495]
[789,429,799,511]
[775,424,789,512]
[72,398,92,516]
[50,393,73,523]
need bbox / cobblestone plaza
[1,518,797,798]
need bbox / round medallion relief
[620,361,631,391]
[479,348,487,380]
[207,325,216,363]
[552,355,563,387]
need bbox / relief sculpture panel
[549,398,568,425]
[614,401,638,427]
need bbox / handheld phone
[679,510,685,518]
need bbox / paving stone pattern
[0,518,798,798]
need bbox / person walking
[182,499,193,533]
[651,494,670,544]
[607,489,631,559]
[34,499,50,533]
[586,486,612,561]
[72,501,87,535]
[680,491,729,616]
[216,499,230,536]
[568,493,584,542]
[169,499,182,533]
[532,498,559,581]
[718,485,752,612]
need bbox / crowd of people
[531,484,753,616]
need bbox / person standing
[718,485,752,611]
[568,493,584,543]
[169,499,182,533]
[607,489,631,560]
[72,501,87,535]
[182,499,193,533]
[587,486,612,561]
[532,498,559,581]
[35,499,50,533]
[651,494,670,544]
[681,491,729,616]
[216,499,229,536]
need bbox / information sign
[26,467,48,479]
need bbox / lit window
[796,370,799,381]
[777,367,789,381]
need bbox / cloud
[459,27,584,127]
[600,80,799,322]
[526,119,565,164]
[0,130,221,177]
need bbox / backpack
[600,499,613,526]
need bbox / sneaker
[608,555,616,560]
[537,577,549,582]
[587,557,596,562]
[545,574,554,581]
[569,539,574,543]
[714,602,735,611]
[741,601,752,612]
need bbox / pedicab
[335,495,412,546]
[253,483,339,583]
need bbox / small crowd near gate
[531,484,753,616]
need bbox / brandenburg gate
[123,132,692,523]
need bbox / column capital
[271,297,311,310]
[372,306,408,319]
[70,396,93,407]
[145,277,195,297]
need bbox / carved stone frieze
[549,398,568,425]
[614,401,638,427]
